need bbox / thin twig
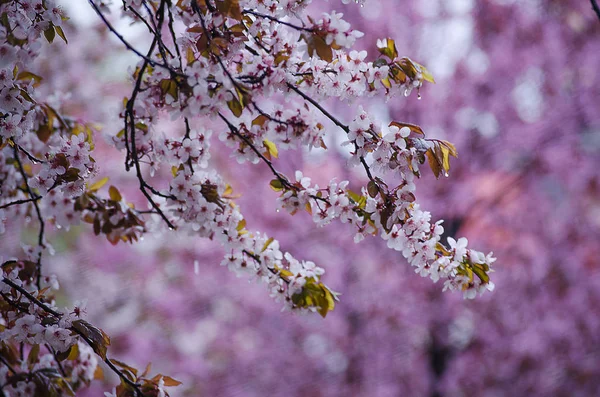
[286,84,377,184]
[141,0,175,59]
[218,113,329,205]
[242,10,314,33]
[0,355,17,375]
[88,0,159,67]
[242,249,291,284]
[218,113,290,187]
[15,143,46,164]
[124,0,177,230]
[88,0,183,76]
[46,344,67,377]
[0,196,41,210]
[2,277,61,317]
[12,146,45,289]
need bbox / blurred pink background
[3,0,600,395]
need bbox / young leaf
[471,262,490,283]
[269,179,284,191]
[110,358,138,379]
[261,237,275,252]
[94,365,104,380]
[88,177,109,192]
[27,344,40,367]
[263,139,278,159]
[67,343,80,360]
[426,149,442,178]
[367,180,379,198]
[150,375,182,387]
[44,25,56,43]
[215,0,243,20]
[389,121,425,135]
[227,97,243,117]
[16,71,43,86]
[377,38,398,60]
[71,320,111,360]
[108,185,122,202]
[236,219,246,231]
[55,25,68,44]
[252,115,269,127]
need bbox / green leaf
[377,38,398,60]
[236,219,246,231]
[261,237,275,252]
[269,179,284,191]
[44,25,56,43]
[54,25,68,44]
[17,71,43,86]
[291,278,337,318]
[227,97,243,117]
[471,262,490,284]
[372,58,388,68]
[27,344,40,367]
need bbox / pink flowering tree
[0,0,496,394]
[7,0,598,396]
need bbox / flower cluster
[0,260,100,395]
[0,342,98,397]
[31,133,97,196]
[165,163,335,314]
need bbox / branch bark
[592,0,600,22]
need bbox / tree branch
[12,146,45,289]
[124,0,177,230]
[591,0,600,22]
[286,84,377,185]
[242,10,314,33]
[0,195,41,210]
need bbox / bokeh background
[5,0,600,395]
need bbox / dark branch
[124,0,177,230]
[15,142,46,164]
[592,0,600,22]
[88,0,160,67]
[286,84,377,184]
[88,0,183,77]
[0,353,18,375]
[12,146,45,289]
[0,195,41,210]
[242,10,314,33]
